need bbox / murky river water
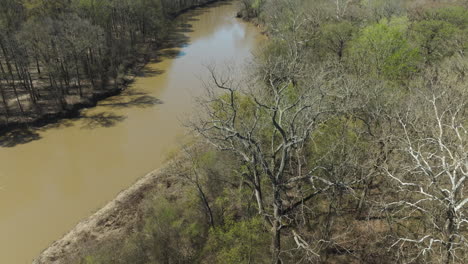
[0,2,262,263]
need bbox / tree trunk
[195,182,215,228]
[14,61,36,105]
[35,57,41,75]
[445,206,456,264]
[74,54,82,97]
[85,53,96,90]
[0,44,25,117]
[272,185,282,264]
[49,73,62,108]
[60,60,70,92]
[0,80,9,124]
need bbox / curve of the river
[0,1,263,263]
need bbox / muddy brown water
[0,2,263,263]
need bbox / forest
[24,0,468,263]
[0,0,214,127]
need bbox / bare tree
[384,67,468,264]
[189,44,363,262]
[333,0,353,20]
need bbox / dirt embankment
[33,166,169,264]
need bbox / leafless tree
[189,46,363,262]
[333,0,353,20]
[384,67,468,264]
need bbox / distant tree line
[0,0,214,126]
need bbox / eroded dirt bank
[33,167,168,264]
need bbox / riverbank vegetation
[65,0,468,263]
[0,0,216,128]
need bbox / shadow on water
[175,23,194,33]
[0,0,234,148]
[0,129,41,148]
[135,68,165,77]
[80,112,127,130]
[100,93,164,109]
[0,92,163,147]
[158,49,186,59]
[160,31,191,49]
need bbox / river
[0,1,263,263]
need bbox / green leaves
[204,217,269,264]
[424,6,468,29]
[411,6,468,63]
[411,19,459,63]
[349,17,421,80]
[319,21,355,58]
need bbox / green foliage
[240,0,265,19]
[43,1,468,264]
[82,192,208,264]
[72,0,113,26]
[24,0,70,18]
[349,17,421,80]
[411,19,459,62]
[362,0,405,21]
[140,196,206,263]
[424,6,468,29]
[309,117,369,170]
[203,217,270,264]
[0,0,25,31]
[211,92,257,125]
[319,21,355,58]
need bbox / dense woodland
[22,0,466,263]
[0,0,215,126]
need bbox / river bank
[33,165,169,264]
[0,0,221,140]
[0,1,263,262]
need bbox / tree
[319,21,355,59]
[203,217,270,264]
[239,0,266,19]
[425,6,468,30]
[362,0,405,21]
[384,66,468,264]
[190,45,360,262]
[411,20,459,63]
[349,17,421,81]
